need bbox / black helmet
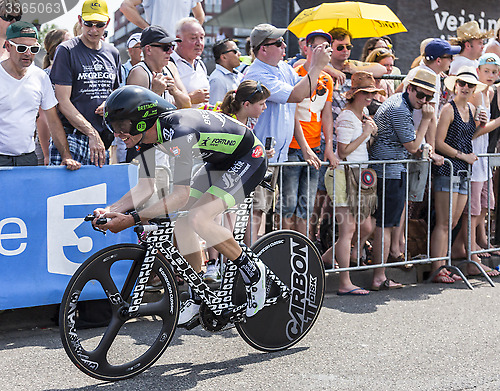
[104,85,176,136]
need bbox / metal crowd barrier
[156,153,500,290]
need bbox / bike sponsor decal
[158,266,175,315]
[252,145,264,158]
[67,290,99,370]
[286,238,318,341]
[256,239,285,258]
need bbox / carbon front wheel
[59,244,179,381]
[235,230,325,351]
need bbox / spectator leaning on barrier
[170,17,209,107]
[243,23,334,243]
[449,21,493,75]
[50,0,121,168]
[120,0,204,38]
[0,21,80,170]
[369,68,437,291]
[0,0,21,61]
[280,30,336,237]
[209,38,244,105]
[120,32,142,85]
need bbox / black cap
[140,25,181,47]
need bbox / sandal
[432,272,455,284]
[371,279,403,291]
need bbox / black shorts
[189,146,267,208]
[374,173,407,228]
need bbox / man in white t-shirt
[0,21,79,169]
[120,0,204,38]
[449,21,493,75]
[170,17,209,107]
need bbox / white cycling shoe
[245,260,267,318]
[178,299,200,326]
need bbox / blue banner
[0,165,138,310]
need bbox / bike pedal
[184,316,201,331]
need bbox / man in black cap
[127,25,190,109]
[0,21,79,169]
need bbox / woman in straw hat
[322,71,383,295]
[431,66,487,283]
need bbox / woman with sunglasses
[430,66,486,283]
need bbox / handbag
[344,164,378,220]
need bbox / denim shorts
[279,147,320,219]
[433,175,468,195]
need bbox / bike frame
[123,191,290,324]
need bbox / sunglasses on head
[8,40,40,54]
[149,43,175,52]
[336,44,353,51]
[1,14,21,22]
[412,87,434,101]
[82,20,107,29]
[245,81,263,102]
[262,38,284,48]
[456,79,476,88]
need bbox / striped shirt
[434,100,475,177]
[370,92,416,179]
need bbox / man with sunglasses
[209,38,243,105]
[49,0,121,168]
[0,0,21,61]
[0,22,79,169]
[127,25,189,110]
[368,69,437,291]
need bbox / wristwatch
[127,210,141,225]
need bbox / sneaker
[204,260,221,283]
[245,260,267,318]
[178,299,200,326]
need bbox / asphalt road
[2,279,500,391]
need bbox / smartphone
[265,137,275,150]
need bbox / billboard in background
[0,164,138,310]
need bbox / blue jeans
[279,147,320,219]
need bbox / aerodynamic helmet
[104,85,176,136]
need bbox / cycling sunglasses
[413,87,434,102]
[456,79,476,89]
[262,38,285,48]
[245,81,263,102]
[1,14,21,22]
[222,49,239,54]
[83,20,107,28]
[336,44,353,51]
[149,43,176,52]
[8,40,40,54]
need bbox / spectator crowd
[2,0,500,294]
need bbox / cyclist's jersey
[137,109,267,207]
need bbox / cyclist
[94,84,270,326]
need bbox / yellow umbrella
[288,2,407,39]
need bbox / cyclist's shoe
[245,260,267,318]
[178,299,200,327]
[203,260,221,283]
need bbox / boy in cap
[50,0,121,167]
[0,22,79,169]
